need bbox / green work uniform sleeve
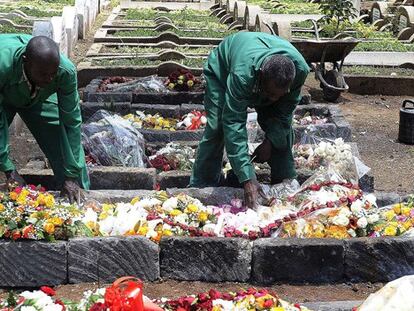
[56,64,84,179]
[0,93,15,172]
[222,73,256,183]
[256,68,309,149]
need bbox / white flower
[203,223,217,234]
[339,207,352,218]
[174,213,189,224]
[212,299,235,310]
[82,208,97,223]
[351,200,364,217]
[332,214,350,227]
[357,217,368,229]
[20,307,37,311]
[365,194,377,206]
[347,228,357,237]
[162,197,178,211]
[367,213,380,224]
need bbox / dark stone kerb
[252,238,345,284]
[160,237,252,282]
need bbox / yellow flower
[130,197,140,205]
[138,226,148,236]
[393,203,403,214]
[0,204,4,212]
[44,195,55,208]
[187,80,194,87]
[177,79,184,85]
[186,204,198,213]
[198,211,208,222]
[383,226,397,236]
[102,203,114,212]
[270,308,285,311]
[99,212,109,220]
[178,75,185,80]
[403,221,412,230]
[163,229,173,236]
[9,192,18,200]
[401,207,411,217]
[43,222,55,234]
[51,217,64,226]
[170,209,182,217]
[212,306,222,311]
[384,210,396,221]
[168,83,175,90]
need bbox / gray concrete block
[131,103,181,118]
[85,189,156,203]
[89,167,156,190]
[166,187,244,205]
[170,129,204,141]
[160,237,252,282]
[344,237,414,282]
[68,236,159,283]
[133,91,204,105]
[0,240,67,287]
[157,170,191,189]
[81,102,131,120]
[180,103,205,114]
[19,168,59,190]
[252,238,345,284]
[303,300,362,311]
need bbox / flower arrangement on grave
[148,142,195,172]
[165,69,201,92]
[0,286,65,311]
[162,288,311,311]
[123,110,206,131]
[293,112,328,125]
[82,192,217,243]
[0,185,90,241]
[369,198,414,237]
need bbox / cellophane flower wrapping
[82,110,147,167]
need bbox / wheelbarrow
[264,20,360,102]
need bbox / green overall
[190,32,310,186]
[0,34,89,189]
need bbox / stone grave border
[1,227,412,286]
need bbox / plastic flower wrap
[294,138,359,183]
[0,185,90,241]
[176,110,207,130]
[82,110,147,167]
[148,142,196,172]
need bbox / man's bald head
[23,36,60,88]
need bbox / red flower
[208,289,221,300]
[40,286,56,296]
[28,184,36,191]
[22,225,34,239]
[14,187,23,194]
[89,302,107,311]
[11,230,21,241]
[263,299,274,308]
[197,292,209,302]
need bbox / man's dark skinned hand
[61,178,85,204]
[243,179,266,210]
[5,170,26,188]
[252,138,272,163]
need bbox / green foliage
[124,8,215,22]
[92,57,206,68]
[113,28,235,38]
[0,24,32,34]
[343,66,414,76]
[319,0,357,35]
[102,46,213,55]
[270,2,322,14]
[355,41,414,52]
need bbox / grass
[123,8,218,23]
[112,19,228,31]
[0,6,62,17]
[101,46,214,55]
[7,16,34,26]
[91,57,206,68]
[343,66,414,77]
[112,28,235,38]
[270,2,322,14]
[354,41,414,52]
[0,24,32,34]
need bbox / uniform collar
[21,64,39,99]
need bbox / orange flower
[44,222,55,235]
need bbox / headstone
[51,16,68,56]
[75,0,89,39]
[62,6,78,58]
[32,20,54,38]
[370,2,388,23]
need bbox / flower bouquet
[0,286,65,311]
[0,185,91,241]
[293,112,328,126]
[162,288,311,311]
[165,69,201,92]
[148,142,195,172]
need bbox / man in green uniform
[190,32,310,209]
[0,34,89,202]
